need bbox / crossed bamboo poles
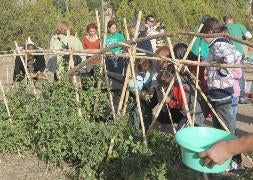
[1,12,253,165]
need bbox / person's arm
[13,56,25,82]
[241,24,252,39]
[129,75,144,93]
[36,55,46,72]
[199,134,253,165]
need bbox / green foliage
[0,0,58,50]
[0,74,192,179]
[0,0,92,51]
[115,0,250,33]
[0,0,250,50]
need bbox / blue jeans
[231,96,239,133]
[211,98,234,133]
[239,56,246,100]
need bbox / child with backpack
[202,17,243,170]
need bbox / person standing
[82,23,101,75]
[13,39,46,83]
[224,15,252,104]
[47,21,84,80]
[145,15,161,52]
[82,23,100,52]
[105,20,125,74]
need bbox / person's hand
[198,141,233,166]
[30,72,38,78]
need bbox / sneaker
[239,99,250,104]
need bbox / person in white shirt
[145,15,162,52]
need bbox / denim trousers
[239,56,246,100]
[211,98,234,134]
[231,96,239,133]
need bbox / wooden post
[96,9,103,89]
[102,20,116,118]
[14,41,37,97]
[96,10,101,41]
[122,18,132,115]
[0,80,12,123]
[167,37,193,126]
[185,69,230,132]
[161,87,176,134]
[6,67,9,84]
[192,46,201,124]
[117,18,131,114]
[68,31,82,116]
[106,136,115,163]
[126,11,147,144]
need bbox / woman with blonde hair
[47,21,84,80]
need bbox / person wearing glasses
[145,15,160,52]
[145,15,165,52]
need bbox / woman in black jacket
[13,44,46,82]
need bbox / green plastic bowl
[175,127,236,173]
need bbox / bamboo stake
[192,46,201,124]
[122,18,132,115]
[14,41,37,97]
[106,136,115,163]
[2,51,253,69]
[93,10,103,121]
[96,10,101,42]
[25,40,28,83]
[117,18,131,114]
[102,20,116,118]
[96,9,103,89]
[0,80,12,123]
[126,11,147,145]
[161,87,176,134]
[67,31,82,117]
[167,37,194,126]
[6,67,9,84]
[69,30,252,76]
[185,69,229,131]
[148,77,175,133]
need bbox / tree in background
[0,0,251,51]
[0,0,91,51]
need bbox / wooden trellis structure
[1,11,253,167]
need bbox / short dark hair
[221,26,229,34]
[145,15,155,22]
[129,18,146,31]
[201,17,221,34]
[24,44,37,50]
[173,43,188,59]
[223,15,233,23]
[201,14,211,24]
[157,70,174,88]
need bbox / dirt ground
[0,154,76,180]
[0,56,253,179]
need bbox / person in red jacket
[82,23,100,51]
[81,23,101,76]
